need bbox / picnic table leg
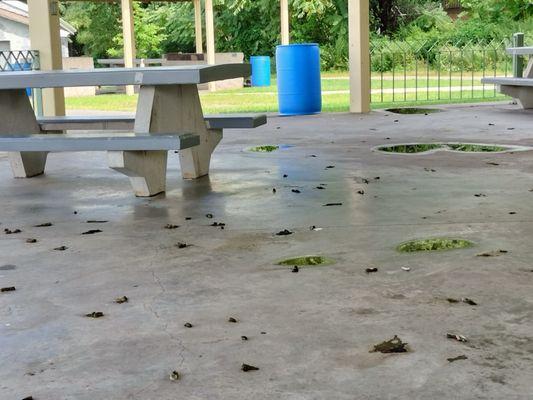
[9,152,48,178]
[504,87,533,109]
[0,90,47,177]
[178,128,222,178]
[108,150,167,197]
[133,84,219,179]
[109,83,218,196]
[500,57,533,109]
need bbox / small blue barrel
[250,56,271,87]
[10,62,33,96]
[276,43,321,116]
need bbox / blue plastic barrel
[10,62,33,96]
[276,43,321,116]
[250,56,271,87]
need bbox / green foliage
[63,2,165,59]
[109,3,167,58]
[409,4,452,32]
[62,0,532,71]
[249,145,279,152]
[461,0,533,22]
[150,2,198,54]
[63,3,121,59]
[213,0,280,56]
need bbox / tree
[62,2,121,59]
[461,0,533,22]
[63,2,166,59]
[62,0,532,70]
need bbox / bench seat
[37,114,267,131]
[0,134,199,152]
[481,77,533,87]
[506,46,533,56]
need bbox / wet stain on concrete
[386,107,442,115]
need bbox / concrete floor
[1,102,533,399]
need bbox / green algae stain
[377,143,511,154]
[386,108,442,115]
[446,144,507,153]
[249,145,280,153]
[277,255,334,267]
[379,144,443,154]
[397,238,474,253]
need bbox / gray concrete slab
[1,102,533,400]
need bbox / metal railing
[369,38,522,104]
[0,50,42,114]
[0,50,39,71]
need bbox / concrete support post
[193,0,203,54]
[280,0,290,45]
[513,32,525,78]
[27,0,65,117]
[348,0,371,113]
[205,0,216,91]
[121,0,136,96]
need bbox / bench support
[0,89,48,177]
[500,85,533,109]
[133,84,218,180]
[180,128,222,178]
[108,150,168,197]
[8,152,48,178]
[509,57,533,108]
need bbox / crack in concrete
[132,256,190,400]
[147,267,189,367]
[135,250,189,390]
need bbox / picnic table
[482,46,533,109]
[0,64,262,197]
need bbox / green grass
[210,73,502,93]
[67,90,507,114]
[377,143,510,154]
[446,144,507,152]
[378,144,444,153]
[249,145,279,152]
[65,71,510,114]
[277,255,334,266]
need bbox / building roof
[0,1,76,37]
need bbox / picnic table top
[507,46,533,56]
[481,76,533,86]
[0,64,250,90]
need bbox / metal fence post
[32,50,44,117]
[512,32,524,78]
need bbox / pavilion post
[193,0,203,54]
[280,0,290,45]
[27,0,65,117]
[121,0,136,96]
[348,0,371,113]
[205,0,216,91]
